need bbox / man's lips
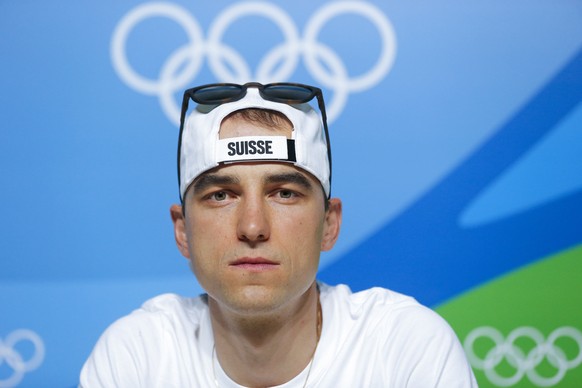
[229,257,280,271]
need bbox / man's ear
[321,198,342,252]
[170,204,191,259]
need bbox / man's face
[171,115,341,315]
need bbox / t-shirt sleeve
[384,305,478,388]
[79,312,155,387]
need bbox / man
[80,82,477,387]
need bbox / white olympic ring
[464,326,582,387]
[0,329,45,388]
[111,1,397,126]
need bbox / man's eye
[211,191,228,201]
[278,190,295,199]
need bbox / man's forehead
[200,162,309,180]
[190,162,317,191]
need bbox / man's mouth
[230,257,280,271]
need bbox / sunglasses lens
[262,84,314,103]
[192,85,243,104]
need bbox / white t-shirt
[80,283,477,387]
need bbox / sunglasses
[178,82,332,198]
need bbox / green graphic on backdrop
[436,244,582,387]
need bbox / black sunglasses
[177,82,332,200]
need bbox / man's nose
[236,196,270,243]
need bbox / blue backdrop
[1,1,581,386]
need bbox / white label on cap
[216,136,289,162]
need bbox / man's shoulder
[106,293,209,336]
[139,293,208,316]
[320,282,421,311]
[80,294,212,385]
[319,283,449,331]
[316,284,477,386]
[318,283,464,361]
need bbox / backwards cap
[179,88,330,200]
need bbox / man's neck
[209,283,321,387]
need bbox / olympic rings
[111,1,397,125]
[464,326,582,387]
[0,329,45,388]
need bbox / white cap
[179,88,330,200]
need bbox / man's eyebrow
[192,173,240,193]
[264,171,314,191]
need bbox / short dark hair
[222,108,292,130]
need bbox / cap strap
[216,136,296,163]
